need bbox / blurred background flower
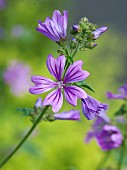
[0,0,6,10]
[3,60,31,97]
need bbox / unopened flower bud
[70,38,77,49]
[35,98,43,108]
[72,25,80,32]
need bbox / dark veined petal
[63,10,68,37]
[64,85,87,106]
[52,10,68,38]
[46,54,65,81]
[29,76,56,94]
[93,26,107,39]
[36,20,60,42]
[31,76,56,85]
[81,95,108,120]
[54,110,80,120]
[43,89,63,113]
[64,60,90,84]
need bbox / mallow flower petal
[44,17,61,40]
[54,110,80,120]
[93,26,107,39]
[64,86,87,106]
[31,76,56,85]
[29,84,55,94]
[29,76,56,94]
[36,20,60,42]
[43,89,63,113]
[46,54,65,81]
[52,10,68,38]
[64,60,90,83]
[63,10,68,37]
[106,92,125,100]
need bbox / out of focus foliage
[0,0,127,170]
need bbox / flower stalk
[0,105,49,168]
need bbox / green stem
[71,43,80,58]
[117,140,125,170]
[96,151,111,170]
[0,105,49,169]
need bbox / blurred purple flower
[3,60,31,97]
[81,95,108,120]
[0,0,6,10]
[96,125,123,151]
[36,10,68,42]
[85,114,123,151]
[106,83,127,100]
[29,54,89,113]
[54,110,80,120]
[93,26,107,39]
[11,25,24,38]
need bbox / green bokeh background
[0,0,127,170]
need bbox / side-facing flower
[81,95,108,120]
[36,10,68,42]
[54,110,80,120]
[93,26,107,39]
[29,55,89,113]
[106,83,127,100]
[34,98,80,121]
[96,125,123,151]
[85,113,123,151]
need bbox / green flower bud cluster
[70,17,97,50]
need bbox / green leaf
[17,108,33,116]
[114,104,127,116]
[74,81,95,93]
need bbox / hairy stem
[71,43,80,58]
[0,105,49,168]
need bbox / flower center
[57,81,65,89]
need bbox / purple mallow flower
[29,54,89,113]
[81,95,108,120]
[36,10,68,42]
[93,26,107,39]
[3,60,31,97]
[106,83,127,100]
[85,114,123,151]
[54,110,80,120]
[96,125,123,151]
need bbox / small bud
[35,98,43,108]
[70,38,77,49]
[57,48,65,55]
[72,25,80,32]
